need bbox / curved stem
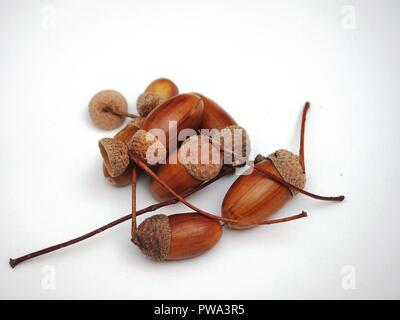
[299,102,310,173]
[249,162,344,201]
[130,153,240,224]
[9,166,235,268]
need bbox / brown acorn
[136,78,179,117]
[99,120,143,184]
[150,135,223,201]
[89,89,139,130]
[133,213,223,261]
[130,93,204,165]
[222,102,344,229]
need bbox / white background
[1,0,399,299]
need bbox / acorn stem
[130,152,242,225]
[131,166,138,241]
[103,107,139,119]
[258,211,307,225]
[249,162,344,201]
[8,166,235,268]
[299,102,310,173]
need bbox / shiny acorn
[137,78,179,117]
[130,93,204,165]
[222,102,344,229]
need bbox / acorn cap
[136,92,165,117]
[212,125,251,166]
[134,214,171,262]
[179,135,223,181]
[128,117,145,129]
[267,149,306,196]
[130,129,167,165]
[89,90,128,130]
[98,138,130,178]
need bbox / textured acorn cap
[212,125,251,166]
[179,135,223,181]
[128,117,145,129]
[136,92,165,117]
[134,214,171,262]
[98,138,130,178]
[130,129,167,165]
[89,90,128,130]
[267,149,306,196]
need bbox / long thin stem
[165,211,307,225]
[299,102,310,173]
[9,166,235,268]
[131,166,137,240]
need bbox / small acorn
[98,138,130,178]
[137,78,179,117]
[130,93,204,165]
[100,120,143,185]
[89,90,138,130]
[133,213,223,261]
[222,102,344,229]
[150,135,223,201]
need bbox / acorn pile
[9,78,345,267]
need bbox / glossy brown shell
[142,93,204,150]
[222,159,291,229]
[168,213,223,260]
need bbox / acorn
[130,93,204,165]
[222,102,344,229]
[133,213,223,261]
[99,120,143,184]
[136,78,179,117]
[89,90,139,130]
[150,135,223,201]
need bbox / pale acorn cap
[212,125,251,166]
[98,138,130,178]
[130,129,167,165]
[89,90,128,130]
[267,149,306,196]
[128,117,145,129]
[179,135,223,181]
[134,214,171,262]
[136,92,165,117]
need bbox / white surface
[1,0,399,299]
